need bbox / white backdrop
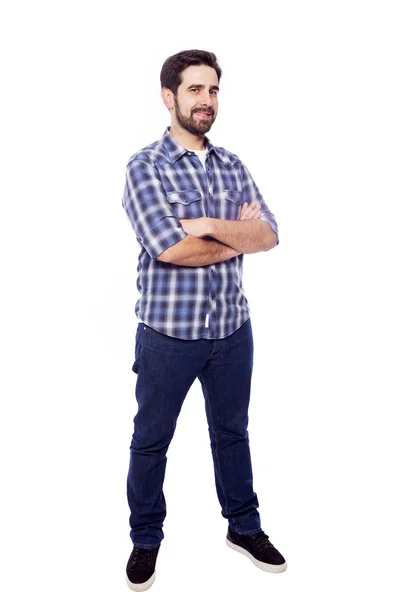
[1,1,399,598]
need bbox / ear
[161,87,175,111]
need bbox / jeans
[127,317,262,549]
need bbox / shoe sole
[226,538,287,573]
[126,571,156,592]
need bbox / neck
[169,123,206,151]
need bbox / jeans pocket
[132,323,144,374]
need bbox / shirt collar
[161,126,229,165]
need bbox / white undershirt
[191,149,207,170]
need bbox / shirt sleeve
[122,159,188,259]
[240,162,279,247]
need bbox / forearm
[207,218,277,253]
[157,234,240,266]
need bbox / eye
[190,88,199,92]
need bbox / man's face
[172,64,219,135]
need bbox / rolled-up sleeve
[122,159,188,259]
[241,162,279,247]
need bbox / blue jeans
[127,318,262,549]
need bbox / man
[122,49,286,592]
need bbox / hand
[179,217,209,238]
[239,201,261,220]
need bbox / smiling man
[122,49,286,592]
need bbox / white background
[1,1,399,598]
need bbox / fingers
[239,201,262,220]
[240,201,260,219]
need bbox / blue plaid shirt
[122,127,279,340]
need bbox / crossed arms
[158,201,278,267]
[123,158,278,267]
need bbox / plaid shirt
[122,127,279,340]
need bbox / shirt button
[211,295,215,300]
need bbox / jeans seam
[199,373,229,516]
[230,526,263,535]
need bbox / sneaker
[126,544,161,592]
[226,527,287,573]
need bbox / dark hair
[160,49,222,95]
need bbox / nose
[198,90,214,107]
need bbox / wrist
[205,217,216,237]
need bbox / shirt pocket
[223,189,243,220]
[167,189,204,219]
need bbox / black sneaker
[226,527,287,573]
[126,544,161,592]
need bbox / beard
[174,97,217,135]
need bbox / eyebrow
[186,84,220,91]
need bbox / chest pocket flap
[168,190,202,205]
[224,190,243,204]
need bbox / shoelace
[132,547,154,564]
[253,533,273,552]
